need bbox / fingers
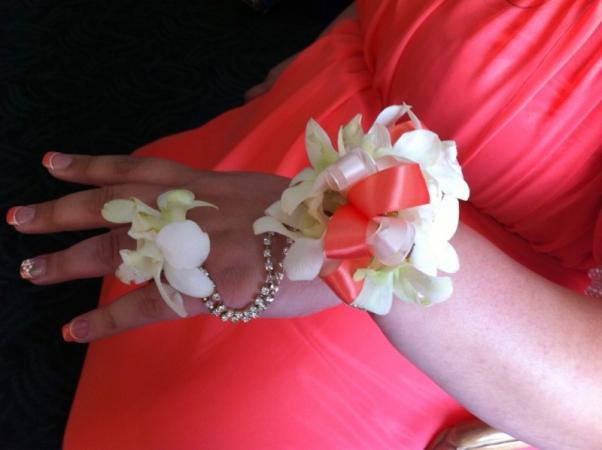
[7,183,165,233]
[20,228,133,285]
[42,152,202,187]
[61,283,206,343]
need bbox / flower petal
[116,249,161,284]
[154,269,188,318]
[391,129,442,165]
[305,118,338,172]
[283,238,325,281]
[367,217,415,266]
[136,240,163,261]
[163,263,215,298]
[427,163,470,201]
[132,198,161,216]
[158,189,217,222]
[352,271,394,315]
[155,220,210,269]
[364,123,391,153]
[403,266,453,304]
[373,104,411,127]
[392,270,419,303]
[290,168,316,186]
[281,180,314,215]
[265,200,324,238]
[102,199,136,223]
[157,189,195,210]
[253,216,300,241]
[128,210,164,240]
[338,114,364,154]
[432,195,459,242]
[438,241,459,273]
[409,230,438,276]
[393,265,453,305]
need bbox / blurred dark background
[0,1,350,448]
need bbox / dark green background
[0,1,349,448]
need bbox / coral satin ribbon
[321,164,430,302]
[321,258,372,304]
[348,164,430,218]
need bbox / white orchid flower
[384,128,469,201]
[392,263,453,307]
[102,189,216,318]
[352,268,395,315]
[398,194,460,276]
[353,261,453,314]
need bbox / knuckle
[100,307,119,333]
[90,185,116,218]
[46,198,63,227]
[137,291,166,320]
[80,155,95,179]
[111,156,145,179]
[94,232,121,271]
[84,155,144,181]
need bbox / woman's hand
[7,153,340,342]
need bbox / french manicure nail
[20,257,47,280]
[69,319,90,340]
[61,324,74,342]
[6,206,35,226]
[42,151,73,170]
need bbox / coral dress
[63,1,601,448]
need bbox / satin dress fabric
[63,1,602,448]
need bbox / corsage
[102,189,216,317]
[254,104,470,314]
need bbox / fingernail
[6,206,35,226]
[61,324,74,342]
[62,319,89,342]
[20,257,47,280]
[42,151,73,170]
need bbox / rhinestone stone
[204,233,286,324]
[255,298,266,309]
[213,304,226,316]
[220,311,234,321]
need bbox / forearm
[371,222,602,449]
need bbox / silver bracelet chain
[201,232,291,323]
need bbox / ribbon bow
[318,150,430,303]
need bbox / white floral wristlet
[253,104,470,314]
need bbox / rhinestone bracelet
[201,233,291,323]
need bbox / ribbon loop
[347,164,430,218]
[315,149,378,193]
[320,258,371,304]
[323,205,371,260]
